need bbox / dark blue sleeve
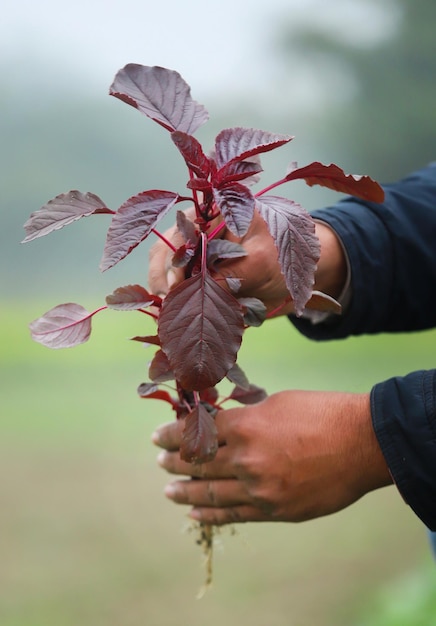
[293,162,436,338]
[371,371,436,531]
[290,163,436,530]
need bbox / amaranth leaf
[180,404,218,464]
[106,284,157,310]
[285,162,385,203]
[158,272,244,391]
[214,127,293,170]
[212,182,255,237]
[29,303,95,349]
[110,64,209,134]
[229,383,268,405]
[22,191,113,243]
[256,195,320,316]
[171,131,210,178]
[100,190,179,271]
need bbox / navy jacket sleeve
[290,163,436,530]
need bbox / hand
[152,390,393,525]
[148,210,347,317]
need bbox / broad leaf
[180,404,218,464]
[238,297,267,327]
[171,131,210,178]
[206,239,247,267]
[172,244,196,268]
[158,272,244,391]
[226,362,250,390]
[214,127,293,169]
[229,383,268,405]
[100,190,179,271]
[176,210,197,244]
[22,191,113,243]
[106,284,156,310]
[130,334,161,345]
[186,177,212,192]
[137,382,175,406]
[148,349,175,383]
[285,162,385,203]
[256,196,320,316]
[29,303,95,349]
[214,157,263,187]
[225,277,242,293]
[199,387,219,405]
[212,182,255,237]
[110,64,209,134]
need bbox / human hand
[152,390,393,525]
[148,210,346,317]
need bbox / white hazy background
[2,0,392,111]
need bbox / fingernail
[151,430,160,445]
[157,451,166,466]
[164,484,176,499]
[189,509,201,521]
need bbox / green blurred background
[2,1,436,624]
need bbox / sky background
[1,0,394,111]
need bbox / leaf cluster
[23,64,384,463]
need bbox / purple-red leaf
[22,191,113,243]
[226,363,250,390]
[172,244,195,268]
[100,190,179,271]
[214,128,293,170]
[171,131,210,178]
[29,303,95,349]
[206,239,247,267]
[212,182,255,237]
[238,297,267,327]
[110,64,209,134]
[229,383,268,405]
[214,158,263,187]
[148,349,175,383]
[158,272,244,391]
[130,334,161,345]
[137,382,175,406]
[256,196,320,316]
[105,284,156,310]
[176,210,197,244]
[186,178,212,192]
[285,162,385,203]
[180,404,218,464]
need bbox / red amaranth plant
[23,63,384,586]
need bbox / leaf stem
[151,228,177,252]
[138,308,159,320]
[207,221,226,241]
[255,176,287,197]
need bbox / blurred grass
[1,301,435,626]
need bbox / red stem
[151,228,177,252]
[255,176,287,198]
[207,221,226,241]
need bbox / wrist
[314,221,348,300]
[352,393,393,495]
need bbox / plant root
[196,522,214,598]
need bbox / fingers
[163,479,270,525]
[152,414,229,452]
[152,420,184,451]
[157,445,235,479]
[148,239,174,296]
[164,478,248,507]
[189,506,270,526]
